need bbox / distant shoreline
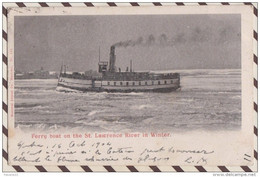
[14,69,241,81]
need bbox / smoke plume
[112,34,176,48]
[112,26,229,48]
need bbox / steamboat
[57,46,180,92]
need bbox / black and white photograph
[14,14,241,132]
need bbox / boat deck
[60,72,179,81]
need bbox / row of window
[106,80,174,86]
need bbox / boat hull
[57,76,180,93]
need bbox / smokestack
[109,46,116,72]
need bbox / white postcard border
[2,2,258,172]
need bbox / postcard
[3,3,257,172]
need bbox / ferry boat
[57,46,180,92]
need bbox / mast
[58,60,63,79]
[60,61,63,74]
[98,46,100,62]
[130,60,132,72]
[64,65,67,74]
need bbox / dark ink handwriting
[17,141,43,149]
[107,147,134,154]
[138,154,169,163]
[184,156,207,165]
[140,147,165,156]
[57,156,79,163]
[13,156,40,162]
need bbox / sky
[14,14,241,72]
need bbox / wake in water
[56,86,83,93]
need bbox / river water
[14,69,241,132]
